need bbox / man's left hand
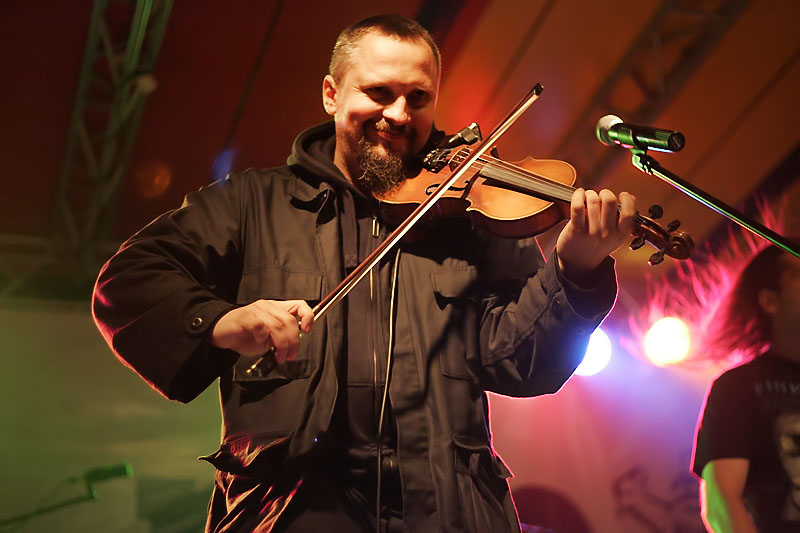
[556,188,636,283]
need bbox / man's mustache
[373,119,410,137]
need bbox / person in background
[693,242,800,532]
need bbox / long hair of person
[704,243,792,361]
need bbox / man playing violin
[93,14,636,533]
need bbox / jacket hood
[287,121,353,191]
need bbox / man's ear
[322,75,338,116]
[758,287,779,315]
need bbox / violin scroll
[631,204,695,265]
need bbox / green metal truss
[0,0,172,301]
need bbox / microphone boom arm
[630,150,800,258]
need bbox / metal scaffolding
[553,0,750,185]
[0,0,172,301]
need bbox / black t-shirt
[692,352,800,531]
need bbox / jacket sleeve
[92,176,246,403]
[475,236,617,397]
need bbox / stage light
[212,148,236,182]
[575,327,612,376]
[643,317,691,365]
[134,160,171,198]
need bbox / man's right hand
[211,300,315,363]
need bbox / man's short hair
[329,14,441,83]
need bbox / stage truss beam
[0,0,172,301]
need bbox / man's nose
[383,97,410,125]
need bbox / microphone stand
[0,492,96,528]
[0,464,131,528]
[628,148,800,258]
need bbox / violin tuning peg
[667,219,681,232]
[630,235,646,251]
[648,249,665,266]
[490,146,500,158]
[647,205,664,220]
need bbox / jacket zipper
[371,215,380,436]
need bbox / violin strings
[453,150,649,226]
[447,147,576,201]
[473,155,576,202]
[448,148,652,225]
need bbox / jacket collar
[287,172,334,206]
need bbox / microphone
[596,115,685,153]
[83,462,132,484]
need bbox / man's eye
[408,90,430,108]
[366,87,392,102]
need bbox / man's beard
[354,121,420,196]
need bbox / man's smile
[366,120,411,151]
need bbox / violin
[378,123,695,266]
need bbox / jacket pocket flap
[452,436,512,479]
[233,357,310,387]
[430,267,478,298]
[241,266,323,302]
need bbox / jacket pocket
[233,267,322,389]
[239,265,323,306]
[452,436,514,532]
[431,266,479,380]
[233,357,311,390]
[430,266,478,301]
